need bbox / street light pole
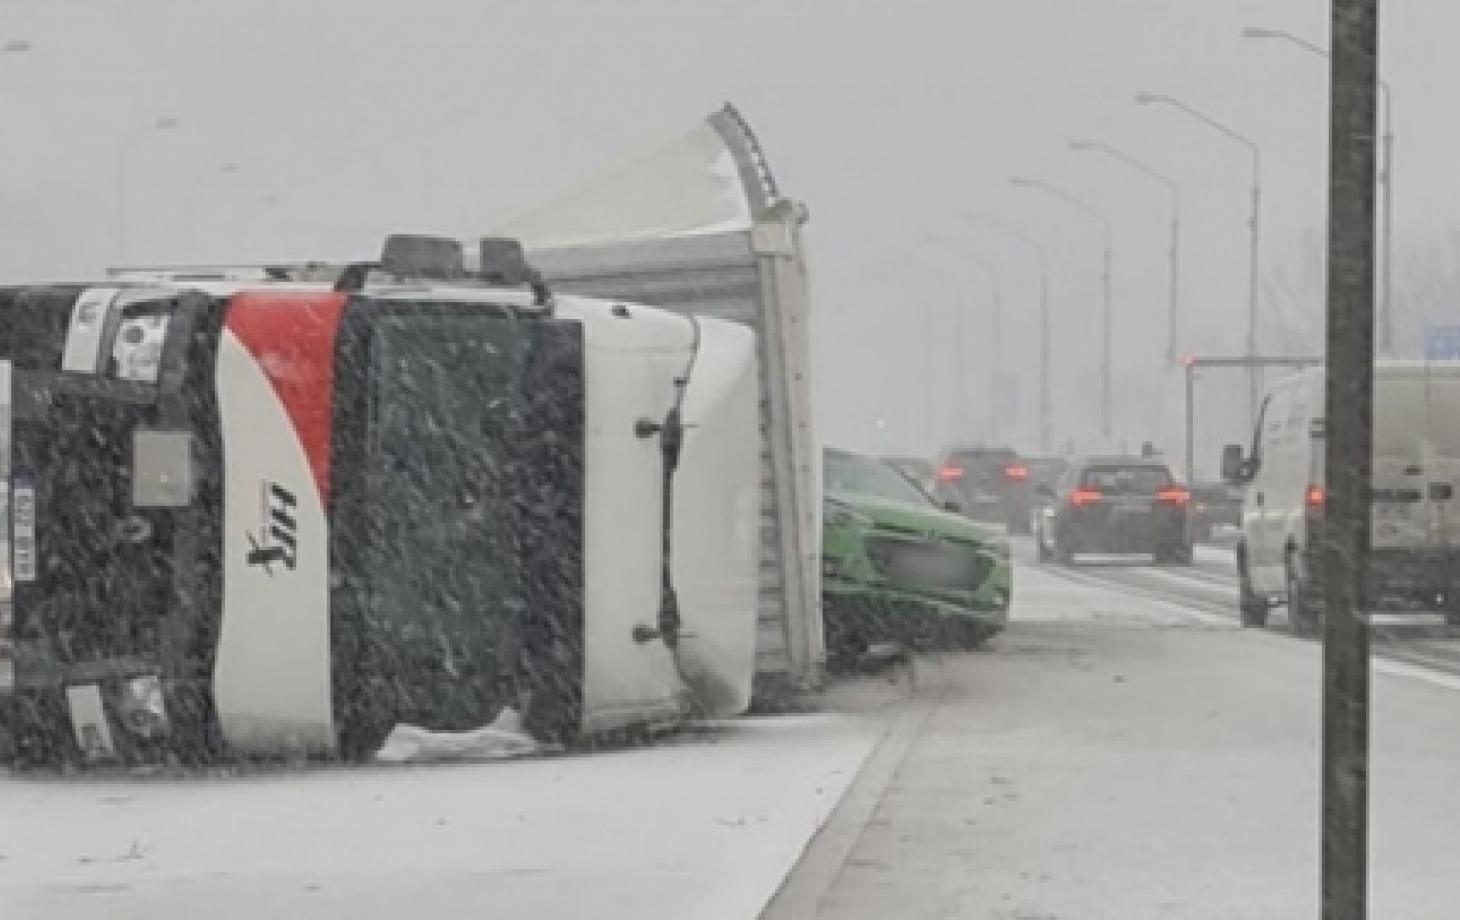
[1242,25,1395,356]
[924,235,1005,442]
[1136,92,1263,431]
[963,212,1051,453]
[1010,177,1114,440]
[1319,2,1378,916]
[1069,139,1182,367]
[183,163,241,260]
[117,117,181,264]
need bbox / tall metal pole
[1184,361,1195,486]
[1136,93,1263,432]
[1069,140,1182,367]
[990,278,1004,442]
[1038,256,1050,453]
[1101,232,1113,437]
[183,164,241,260]
[964,213,1053,453]
[1379,81,1394,354]
[1170,204,1182,367]
[116,117,180,264]
[1321,1,1377,917]
[1242,26,1395,356]
[1010,177,1114,439]
[922,235,1004,444]
[1248,162,1263,429]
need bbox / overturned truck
[1,237,762,764]
[498,103,824,703]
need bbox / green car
[822,447,1012,664]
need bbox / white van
[1223,361,1460,634]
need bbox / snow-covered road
[0,710,888,920]
[768,547,1460,919]
[13,542,1460,920]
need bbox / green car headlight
[825,498,873,530]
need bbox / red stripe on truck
[223,291,348,502]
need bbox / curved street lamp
[1070,139,1182,368]
[923,235,1006,442]
[117,117,181,263]
[1136,92,1262,428]
[963,212,1053,453]
[1011,176,1115,440]
[184,163,242,259]
[1243,24,1395,356]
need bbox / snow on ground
[772,555,1460,919]
[0,712,886,920]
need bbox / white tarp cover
[374,707,547,764]
[495,122,752,250]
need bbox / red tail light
[1005,464,1030,481]
[1156,486,1190,505]
[1070,487,1102,507]
[1306,484,1325,510]
[938,465,965,482]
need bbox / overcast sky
[0,0,1449,460]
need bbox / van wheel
[1238,561,1268,628]
[1444,592,1460,628]
[1286,553,1323,638]
[1054,536,1075,566]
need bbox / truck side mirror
[1220,444,1247,484]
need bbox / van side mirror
[1220,444,1250,484]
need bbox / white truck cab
[1224,362,1460,633]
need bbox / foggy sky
[0,0,1451,460]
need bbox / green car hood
[827,489,1004,545]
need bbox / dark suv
[1034,456,1192,565]
[933,446,1032,534]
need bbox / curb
[757,668,938,919]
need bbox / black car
[1034,456,1192,565]
[1189,482,1242,542]
[933,445,1032,534]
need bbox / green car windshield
[826,451,933,507]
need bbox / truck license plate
[13,480,35,583]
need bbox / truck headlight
[117,674,169,739]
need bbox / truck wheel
[1237,548,1268,628]
[1286,554,1322,638]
